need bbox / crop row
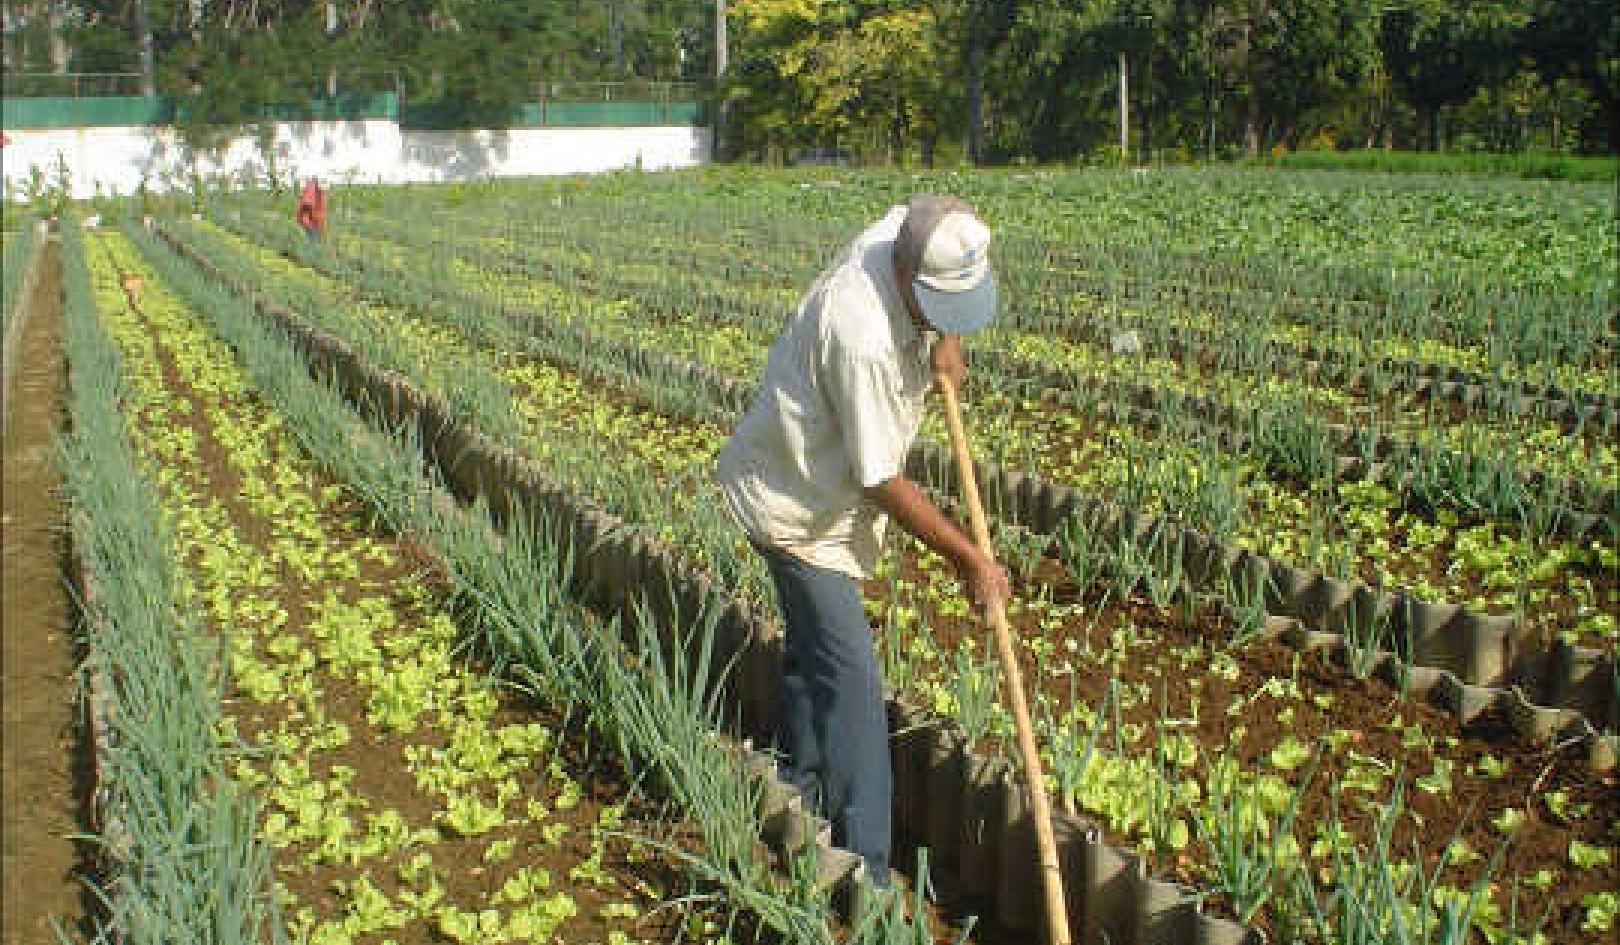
[204,204,1617,666]
[56,218,283,940]
[145,209,1613,945]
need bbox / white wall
[0,120,712,199]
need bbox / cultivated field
[30,166,1618,944]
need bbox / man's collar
[890,275,932,353]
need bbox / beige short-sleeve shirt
[715,207,934,579]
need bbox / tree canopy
[2,0,1614,156]
[723,0,1613,158]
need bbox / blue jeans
[755,543,892,887]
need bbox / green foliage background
[1,0,1614,159]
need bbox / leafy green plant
[1581,891,1618,934]
[1340,592,1396,680]
[1042,676,1120,818]
[991,517,1054,583]
[1567,840,1611,870]
[1055,506,1108,595]
[1194,749,1318,924]
[1220,563,1276,650]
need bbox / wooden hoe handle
[935,375,1073,945]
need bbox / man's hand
[959,548,1012,617]
[930,333,966,393]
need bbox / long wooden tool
[936,374,1072,945]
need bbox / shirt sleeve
[824,347,912,490]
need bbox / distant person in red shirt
[296,179,326,240]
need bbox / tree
[726,0,948,162]
[928,0,1019,163]
[1215,0,1381,153]
[1523,0,1619,152]
[989,0,1124,161]
[4,0,82,77]
[1378,0,1531,151]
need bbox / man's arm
[930,333,966,392]
[865,333,1003,608]
[866,475,1010,613]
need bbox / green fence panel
[3,93,395,128]
[5,94,699,131]
[664,102,703,124]
[258,92,399,122]
[399,100,702,130]
[2,95,173,128]
[395,102,465,130]
[539,101,675,126]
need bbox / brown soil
[867,549,1618,944]
[2,240,97,943]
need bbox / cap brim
[914,270,997,334]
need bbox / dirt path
[2,236,94,944]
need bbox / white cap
[893,194,998,334]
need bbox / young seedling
[1194,746,1320,924]
[1043,676,1120,818]
[1341,592,1395,680]
[1055,506,1107,598]
[1220,564,1276,650]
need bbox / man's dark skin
[863,254,1012,615]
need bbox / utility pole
[715,0,728,77]
[1116,13,1152,166]
[326,2,339,97]
[715,0,729,161]
[1118,49,1129,162]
